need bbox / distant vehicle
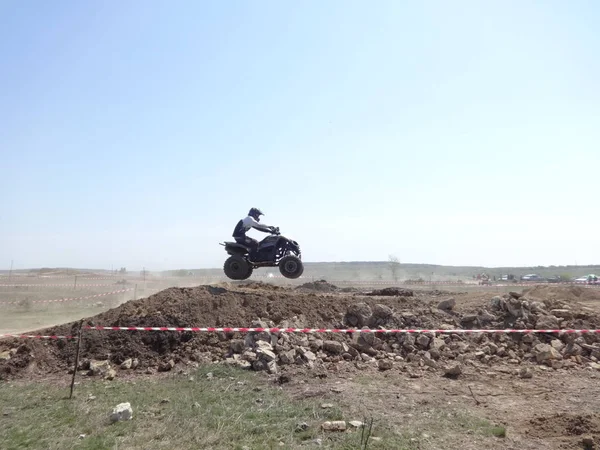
[520,274,544,282]
[574,274,599,284]
[546,276,563,283]
[499,274,516,282]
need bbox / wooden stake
[70,320,84,399]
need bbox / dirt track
[2,281,600,448]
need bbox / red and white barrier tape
[85,325,600,334]
[3,326,599,341]
[0,283,125,288]
[0,288,134,306]
[0,334,76,340]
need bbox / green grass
[0,365,510,450]
[0,365,419,450]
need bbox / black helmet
[248,207,264,221]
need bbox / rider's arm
[243,216,272,233]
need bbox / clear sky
[2,1,599,271]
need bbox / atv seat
[223,241,251,250]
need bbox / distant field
[1,262,599,334]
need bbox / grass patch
[0,365,410,450]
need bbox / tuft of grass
[488,425,507,438]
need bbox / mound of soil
[0,285,439,379]
[527,413,600,448]
[367,287,414,297]
[523,285,600,303]
[3,284,600,382]
[295,280,338,293]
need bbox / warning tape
[3,326,599,341]
[0,288,134,306]
[0,334,76,340]
[0,283,125,288]
[84,326,600,334]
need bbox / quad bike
[219,227,303,280]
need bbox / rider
[232,208,277,260]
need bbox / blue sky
[2,1,599,270]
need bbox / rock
[230,339,245,354]
[104,368,117,381]
[564,343,583,357]
[120,359,133,370]
[509,291,522,299]
[321,421,347,432]
[158,360,175,372]
[257,348,277,362]
[519,367,533,379]
[536,315,560,330]
[242,351,258,363]
[323,340,343,355]
[267,360,279,374]
[582,436,594,449]
[478,310,497,324]
[369,304,394,326]
[255,340,274,352]
[444,364,462,378]
[295,422,309,432]
[551,339,565,353]
[303,351,317,362]
[109,403,133,423]
[378,360,393,371]
[551,309,573,320]
[279,350,296,365]
[252,360,268,371]
[423,358,438,369]
[431,337,446,350]
[2,407,16,416]
[345,303,372,327]
[416,335,430,348]
[0,351,11,361]
[88,360,111,377]
[349,420,364,428]
[321,403,334,409]
[132,358,139,369]
[437,298,456,311]
[460,314,478,325]
[533,344,562,363]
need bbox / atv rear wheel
[278,255,303,279]
[224,256,252,280]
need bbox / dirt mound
[235,281,288,291]
[527,413,600,448]
[0,285,441,379]
[523,285,600,303]
[3,285,600,382]
[295,280,338,293]
[367,287,414,297]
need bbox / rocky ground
[2,282,600,448]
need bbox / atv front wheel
[224,256,252,280]
[278,255,303,279]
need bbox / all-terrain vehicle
[220,228,303,280]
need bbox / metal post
[70,320,84,399]
[74,275,78,290]
[8,260,13,282]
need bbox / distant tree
[119,267,127,274]
[388,255,401,282]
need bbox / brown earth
[3,283,600,448]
